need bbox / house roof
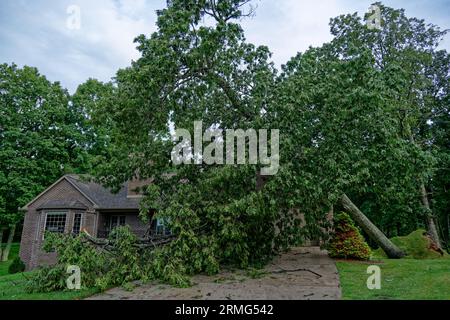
[36,200,88,211]
[65,175,141,210]
[23,174,142,211]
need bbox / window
[72,213,83,235]
[110,215,126,230]
[45,212,67,234]
[151,218,171,236]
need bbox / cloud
[0,0,448,92]
[242,0,342,66]
[0,0,164,92]
[242,0,450,67]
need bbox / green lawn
[337,258,450,300]
[0,243,20,276]
[0,243,97,300]
[0,272,98,300]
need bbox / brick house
[19,174,163,270]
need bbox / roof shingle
[65,175,141,210]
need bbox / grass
[0,272,99,300]
[0,243,98,300]
[337,257,450,300]
[0,243,20,276]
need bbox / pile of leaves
[327,213,371,260]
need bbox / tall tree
[93,0,308,277]
[96,0,410,271]
[0,64,95,261]
[71,79,114,173]
[328,3,448,248]
[275,43,406,258]
[427,50,450,247]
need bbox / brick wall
[20,178,96,270]
[125,214,149,238]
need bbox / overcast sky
[1,0,449,93]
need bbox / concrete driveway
[87,247,341,300]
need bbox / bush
[327,212,371,260]
[372,229,446,259]
[26,265,68,293]
[8,257,26,274]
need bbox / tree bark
[341,194,405,259]
[1,224,16,262]
[420,183,442,250]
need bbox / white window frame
[43,211,68,239]
[72,212,84,235]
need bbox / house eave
[97,208,140,212]
[21,175,98,211]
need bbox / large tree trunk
[1,224,16,262]
[341,194,405,259]
[420,183,442,250]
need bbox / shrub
[26,265,68,293]
[372,229,446,259]
[327,212,371,260]
[8,257,26,274]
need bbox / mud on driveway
[87,247,341,300]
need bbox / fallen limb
[341,194,405,259]
[81,229,176,251]
[272,268,323,278]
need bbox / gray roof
[65,175,141,210]
[37,199,88,211]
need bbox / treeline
[0,67,112,259]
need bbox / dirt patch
[87,247,341,300]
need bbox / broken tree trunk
[1,224,16,262]
[341,194,405,259]
[420,183,443,250]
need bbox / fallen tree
[341,194,405,259]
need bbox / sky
[1,0,449,93]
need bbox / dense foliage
[26,227,154,292]
[2,0,449,291]
[94,0,307,274]
[328,213,371,260]
[0,65,109,260]
[327,3,449,245]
